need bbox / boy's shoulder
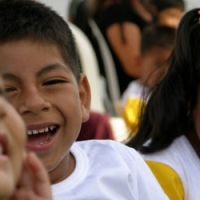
[67,140,169,200]
[75,139,137,153]
[73,139,142,165]
[72,139,155,183]
[53,140,168,200]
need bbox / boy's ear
[78,74,91,122]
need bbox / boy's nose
[0,98,7,119]
[18,87,50,115]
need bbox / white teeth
[27,130,32,135]
[39,129,45,133]
[49,126,55,131]
[27,125,57,136]
[33,130,38,135]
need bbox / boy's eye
[43,79,66,86]
[4,87,17,93]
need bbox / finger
[10,189,34,200]
[26,152,52,199]
[15,158,33,190]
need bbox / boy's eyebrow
[2,73,18,82]
[1,63,69,81]
[36,63,69,77]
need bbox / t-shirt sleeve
[146,161,184,200]
[118,144,169,200]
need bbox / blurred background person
[93,0,153,95]
[68,0,184,97]
[121,24,176,135]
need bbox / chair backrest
[69,23,105,113]
[88,19,121,106]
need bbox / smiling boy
[0,0,168,199]
[0,39,90,184]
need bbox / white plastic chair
[88,19,121,106]
[69,23,105,113]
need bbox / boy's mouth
[26,124,60,152]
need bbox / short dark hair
[0,0,81,80]
[141,25,176,54]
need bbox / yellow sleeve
[122,98,145,133]
[146,161,184,200]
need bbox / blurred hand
[10,152,52,200]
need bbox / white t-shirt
[143,136,200,200]
[52,140,168,200]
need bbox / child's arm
[10,152,52,200]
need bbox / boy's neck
[49,152,75,184]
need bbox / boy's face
[0,79,26,199]
[0,39,91,182]
[141,47,171,88]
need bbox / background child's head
[144,0,185,27]
[0,0,81,81]
[140,25,176,88]
[0,79,26,199]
